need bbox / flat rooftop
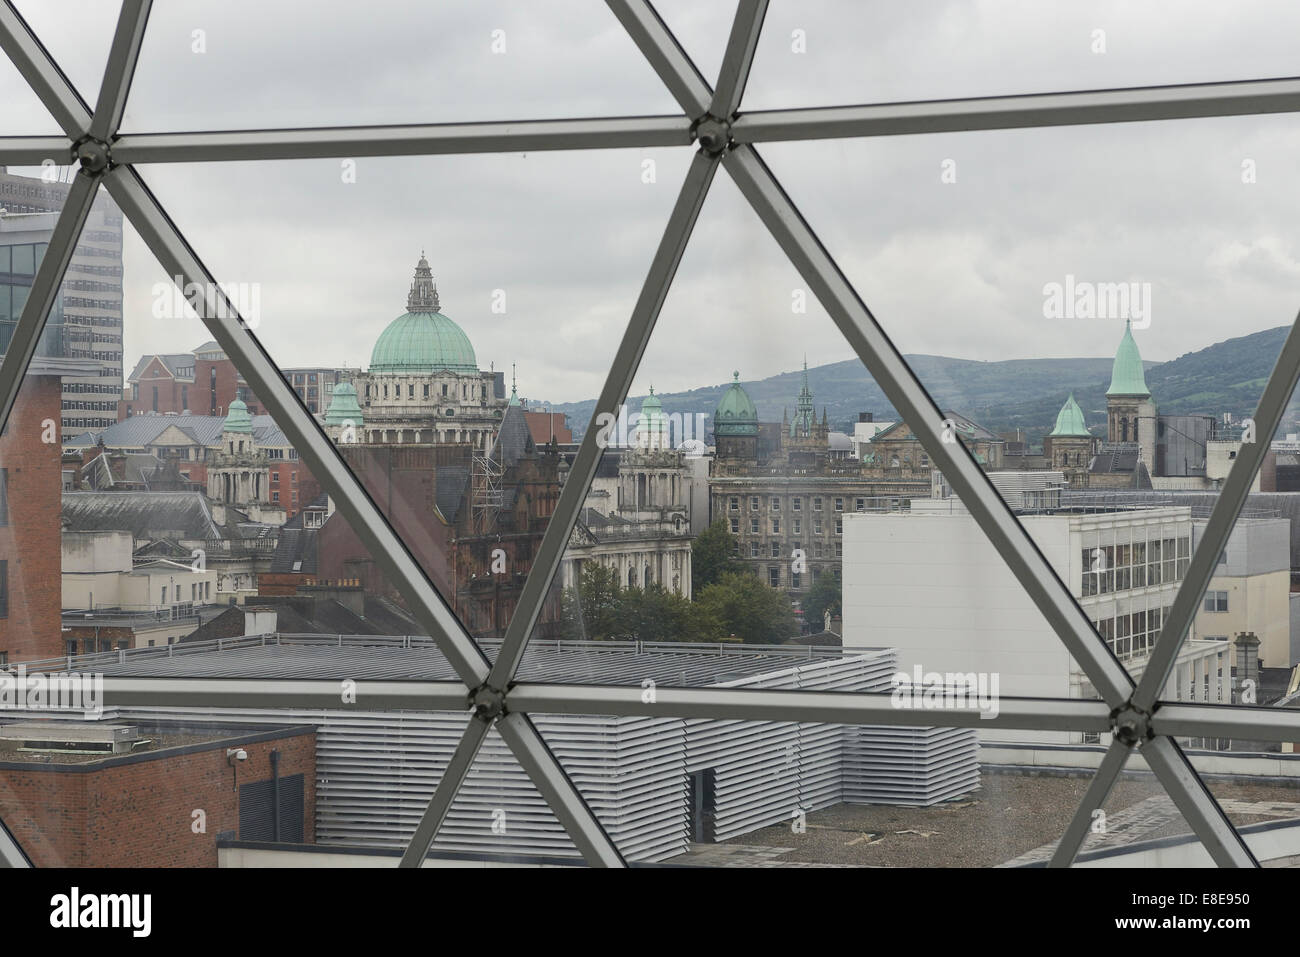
[0,720,309,767]
[24,634,864,686]
[690,769,1300,867]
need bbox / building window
[768,567,780,587]
[791,572,802,590]
[855,497,866,511]
[835,518,843,535]
[770,497,780,511]
[750,496,759,511]
[770,542,780,558]
[750,517,759,534]
[729,496,739,511]
[814,519,823,535]
[834,497,844,511]
[834,543,843,558]
[409,384,415,399]
[161,585,168,604]
[424,384,430,399]
[813,497,823,512]
[749,542,759,557]
[1203,591,1229,612]
[792,518,801,535]
[730,517,739,533]
[772,517,780,534]
[792,497,801,511]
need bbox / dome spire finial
[508,363,521,406]
[408,251,440,312]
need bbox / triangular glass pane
[12,0,121,112]
[132,145,689,647]
[122,0,680,132]
[745,0,1300,110]
[760,112,1300,692]
[0,170,125,663]
[1145,368,1300,762]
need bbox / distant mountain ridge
[539,326,1292,444]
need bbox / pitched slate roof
[69,413,291,451]
[126,353,194,383]
[434,466,470,524]
[490,403,536,468]
[872,409,1000,443]
[62,491,224,540]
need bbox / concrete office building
[0,169,123,433]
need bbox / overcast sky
[4,0,1300,405]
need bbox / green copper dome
[1049,393,1090,437]
[639,386,668,437]
[324,381,364,427]
[223,398,253,434]
[1107,320,1150,397]
[714,371,758,436]
[369,255,479,375]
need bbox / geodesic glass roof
[1,0,1300,869]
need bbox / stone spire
[792,357,815,438]
[407,251,441,313]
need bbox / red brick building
[0,722,315,867]
[118,342,265,421]
[0,368,67,663]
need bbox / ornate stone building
[709,370,937,598]
[205,399,286,525]
[560,391,694,598]
[1042,393,1097,487]
[346,254,506,447]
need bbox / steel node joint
[692,114,732,156]
[73,135,113,174]
[1111,703,1155,747]
[469,683,508,722]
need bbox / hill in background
[538,326,1293,445]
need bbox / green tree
[559,562,622,640]
[802,568,842,632]
[696,571,798,645]
[611,584,720,643]
[692,518,745,594]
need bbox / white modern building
[842,500,1234,745]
